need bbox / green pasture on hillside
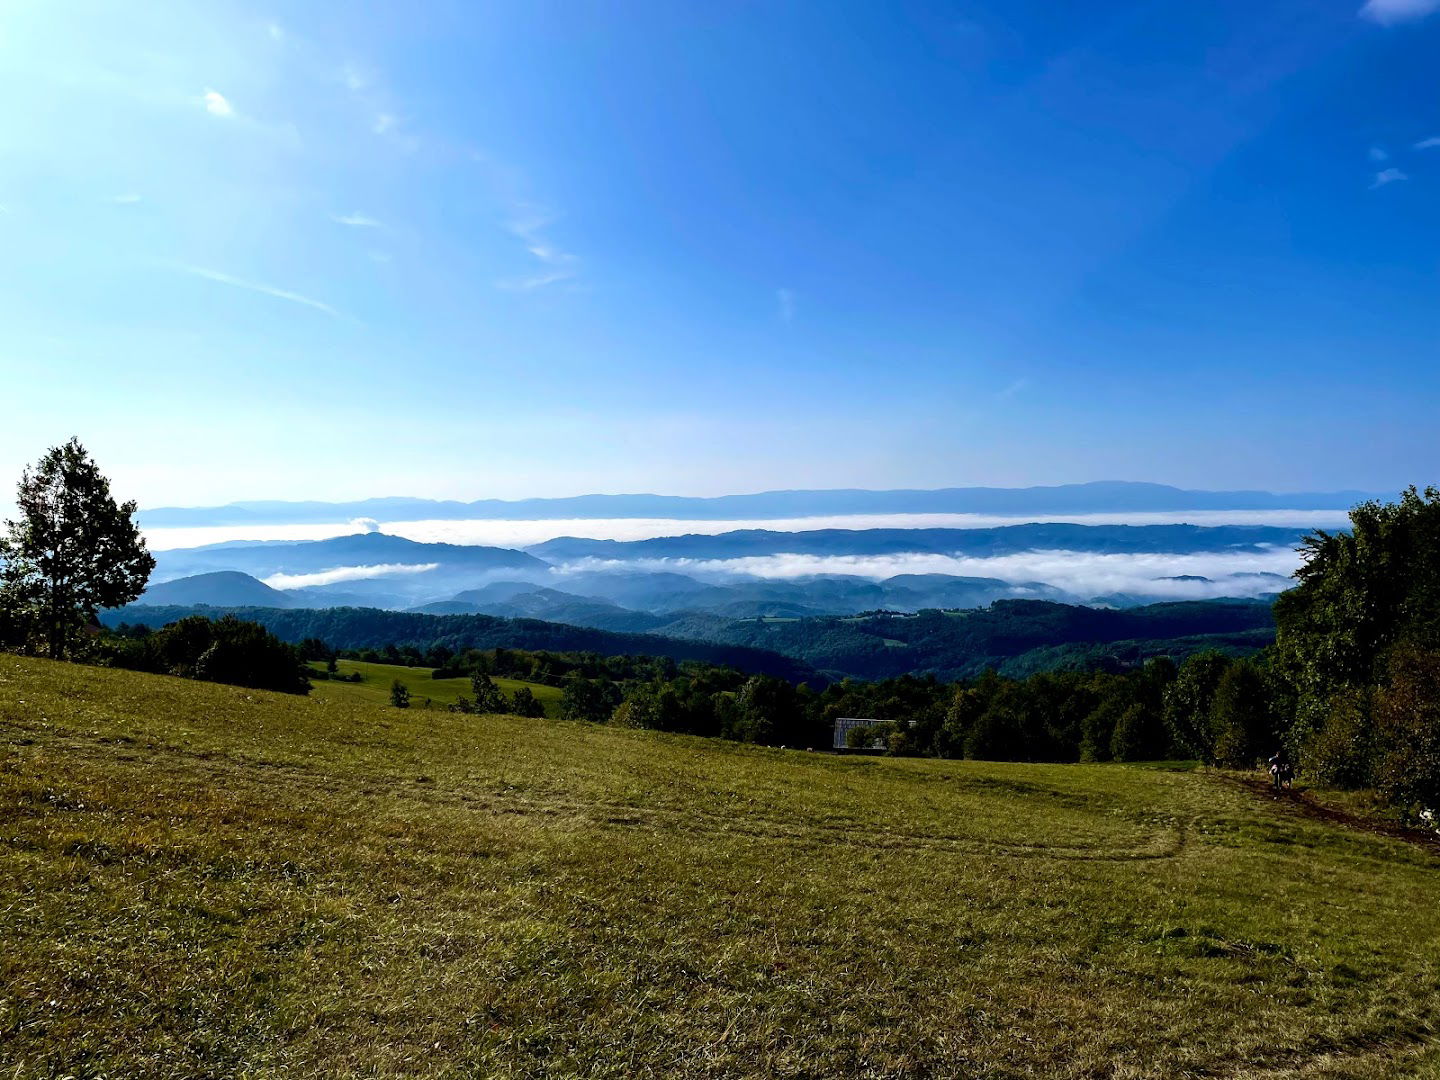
[2,655,1438,1078]
[308,658,563,716]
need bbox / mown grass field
[2,655,1439,1078]
[308,659,563,717]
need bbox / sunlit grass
[308,658,563,716]
[2,654,1438,1078]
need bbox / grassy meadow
[308,658,563,716]
[2,654,1439,1078]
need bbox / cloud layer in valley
[263,562,438,589]
[554,548,1300,602]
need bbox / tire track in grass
[3,722,1191,864]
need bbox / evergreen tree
[0,438,154,658]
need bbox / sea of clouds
[552,547,1301,601]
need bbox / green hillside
[3,655,1438,1078]
[308,659,563,716]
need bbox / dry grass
[1,654,1438,1078]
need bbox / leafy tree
[390,679,410,708]
[108,614,310,694]
[1304,687,1376,789]
[470,671,509,713]
[729,675,807,744]
[1163,652,1231,763]
[0,438,154,658]
[1371,648,1440,814]
[561,677,620,724]
[1275,486,1440,753]
[509,685,546,718]
[1209,659,1274,767]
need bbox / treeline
[661,598,1277,681]
[105,617,312,695]
[98,604,820,683]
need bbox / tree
[1209,659,1274,767]
[0,438,154,658]
[1275,486,1440,754]
[561,677,620,723]
[510,685,546,718]
[1163,652,1231,763]
[1371,648,1440,814]
[470,671,509,713]
[390,679,411,708]
[118,614,311,695]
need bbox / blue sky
[1,0,1438,508]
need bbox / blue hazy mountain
[137,481,1376,527]
[154,531,547,580]
[528,523,1308,562]
[138,522,1301,626]
[138,571,296,609]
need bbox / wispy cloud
[178,265,340,318]
[263,562,439,589]
[1415,136,1440,150]
[331,211,382,228]
[202,89,234,118]
[997,377,1031,399]
[372,112,395,135]
[1371,167,1410,188]
[1369,146,1389,162]
[777,288,796,323]
[266,22,285,41]
[106,193,143,205]
[499,209,579,289]
[1360,0,1440,23]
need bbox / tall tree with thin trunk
[0,438,154,658]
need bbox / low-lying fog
[549,548,1298,601]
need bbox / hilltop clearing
[2,656,1437,1078]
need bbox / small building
[832,717,894,752]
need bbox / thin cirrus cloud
[1370,167,1409,188]
[1359,0,1440,23]
[331,212,382,228]
[497,210,579,290]
[1414,136,1440,150]
[177,265,341,318]
[106,193,143,204]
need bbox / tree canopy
[0,438,154,658]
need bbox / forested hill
[653,599,1276,680]
[100,605,821,684]
[105,597,1276,684]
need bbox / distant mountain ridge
[528,523,1309,562]
[138,481,1378,526]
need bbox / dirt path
[1232,774,1440,859]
